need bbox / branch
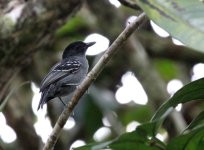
[43,12,147,149]
[118,0,141,10]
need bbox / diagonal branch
[43,12,147,150]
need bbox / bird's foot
[58,97,67,107]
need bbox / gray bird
[37,41,96,110]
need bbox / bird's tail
[37,91,48,110]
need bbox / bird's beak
[86,42,96,47]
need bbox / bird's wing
[40,59,81,92]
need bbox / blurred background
[1,0,204,149]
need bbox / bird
[37,41,96,110]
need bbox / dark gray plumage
[37,41,95,110]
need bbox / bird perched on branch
[37,41,96,110]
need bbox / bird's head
[62,41,96,59]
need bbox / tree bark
[0,1,83,149]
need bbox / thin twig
[43,12,147,150]
[118,0,141,10]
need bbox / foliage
[75,1,204,149]
[137,0,204,52]
[1,0,204,150]
[75,78,204,149]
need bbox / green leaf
[152,78,204,121]
[166,126,204,150]
[109,122,166,150]
[137,0,204,52]
[184,110,204,132]
[76,122,166,150]
[110,142,161,150]
[136,122,158,137]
